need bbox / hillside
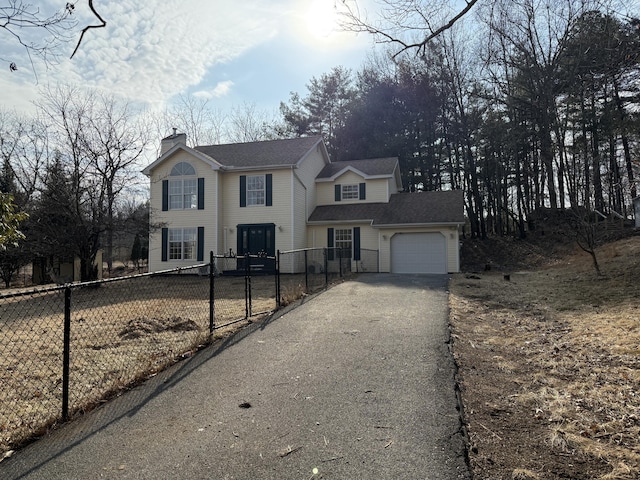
[450,226,640,479]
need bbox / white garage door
[390,232,447,274]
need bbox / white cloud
[193,80,235,99]
[0,0,373,118]
[1,0,285,111]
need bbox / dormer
[315,157,403,205]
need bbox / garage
[390,232,447,274]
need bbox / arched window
[170,162,196,176]
[169,162,197,209]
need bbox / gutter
[373,222,464,229]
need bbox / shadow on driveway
[2,274,470,480]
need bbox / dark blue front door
[236,223,276,271]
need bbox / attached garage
[390,232,447,274]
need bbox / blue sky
[0,0,375,118]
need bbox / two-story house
[143,132,464,274]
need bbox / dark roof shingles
[316,157,398,179]
[308,190,464,225]
[194,136,322,168]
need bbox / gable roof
[143,136,327,175]
[142,142,223,176]
[195,136,326,169]
[316,157,399,181]
[308,190,465,226]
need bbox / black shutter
[161,228,168,261]
[240,175,247,207]
[327,227,334,261]
[359,183,366,200]
[162,180,168,211]
[266,174,273,206]
[335,184,341,201]
[197,178,204,210]
[353,227,361,261]
[197,227,204,261]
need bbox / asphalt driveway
[1,274,470,480]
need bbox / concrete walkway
[2,274,470,480]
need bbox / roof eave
[373,221,464,228]
[307,218,375,225]
[142,144,222,176]
[221,164,297,172]
[316,173,393,183]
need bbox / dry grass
[451,236,640,479]
[0,274,278,456]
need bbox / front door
[236,223,276,271]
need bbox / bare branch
[339,0,481,57]
[70,0,106,59]
[0,0,76,72]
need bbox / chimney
[160,129,187,155]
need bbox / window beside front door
[161,227,204,262]
[169,228,197,259]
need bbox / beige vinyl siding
[148,151,220,272]
[221,170,293,254]
[292,173,307,251]
[447,228,460,272]
[305,223,378,271]
[388,171,402,198]
[291,146,328,252]
[316,173,392,205]
[295,146,327,214]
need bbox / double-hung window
[335,182,366,201]
[240,174,272,207]
[335,228,353,259]
[169,162,197,210]
[168,228,197,260]
[341,184,359,200]
[246,175,265,206]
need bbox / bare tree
[159,95,226,148]
[81,93,151,272]
[0,110,51,202]
[339,0,481,57]
[33,84,149,280]
[226,102,276,143]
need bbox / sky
[0,0,375,119]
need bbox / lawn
[450,235,640,479]
[0,273,277,457]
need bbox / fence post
[244,253,251,318]
[276,250,281,308]
[304,249,309,292]
[324,248,329,288]
[62,286,71,422]
[209,251,215,333]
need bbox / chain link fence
[1,248,373,455]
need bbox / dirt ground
[450,226,640,479]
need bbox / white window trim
[335,228,353,258]
[169,178,197,210]
[168,228,197,260]
[246,174,266,207]
[341,184,359,200]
